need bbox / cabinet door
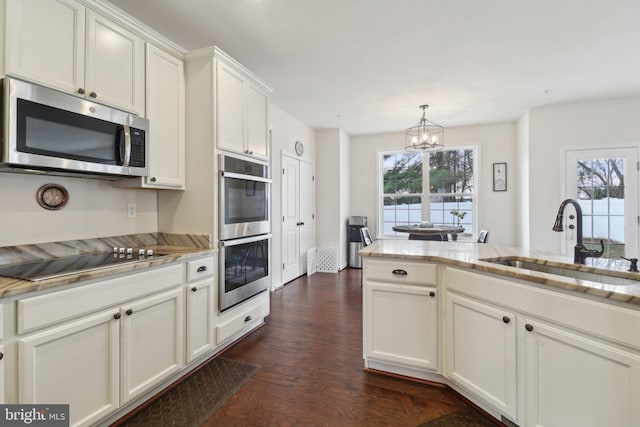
[85,10,145,114]
[246,83,269,160]
[6,0,86,93]
[445,292,516,419]
[363,282,438,371]
[18,309,120,427]
[186,280,214,363]
[145,45,186,189]
[216,60,246,155]
[522,318,640,427]
[0,344,4,404]
[120,288,184,403]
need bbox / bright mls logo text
[1,405,69,426]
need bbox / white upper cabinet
[6,0,86,93]
[138,45,185,189]
[114,45,185,190]
[246,82,269,159]
[0,0,8,77]
[85,10,145,114]
[5,0,145,115]
[216,60,246,155]
[215,50,272,160]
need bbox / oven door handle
[220,233,273,247]
[220,171,272,184]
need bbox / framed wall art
[493,162,507,191]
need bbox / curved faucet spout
[552,198,603,264]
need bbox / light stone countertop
[0,233,215,299]
[360,240,640,305]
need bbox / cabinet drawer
[186,256,215,283]
[18,264,183,334]
[364,258,437,285]
[216,297,269,345]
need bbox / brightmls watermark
[0,405,69,426]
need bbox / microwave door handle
[120,125,131,167]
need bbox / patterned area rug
[417,407,500,427]
[116,357,259,427]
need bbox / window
[566,148,639,259]
[380,147,477,238]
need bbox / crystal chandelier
[404,105,444,152]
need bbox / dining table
[392,225,465,241]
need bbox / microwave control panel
[130,128,146,167]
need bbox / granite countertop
[360,240,640,305]
[0,233,216,299]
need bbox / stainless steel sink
[481,257,640,286]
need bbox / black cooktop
[0,252,166,282]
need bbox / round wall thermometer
[295,140,304,156]
[37,183,69,210]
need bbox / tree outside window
[380,147,476,238]
[576,158,625,258]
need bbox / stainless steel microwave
[1,78,149,178]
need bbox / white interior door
[565,147,639,259]
[281,153,315,284]
[282,154,300,284]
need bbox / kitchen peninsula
[361,240,640,427]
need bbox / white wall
[316,128,351,269]
[524,96,640,253]
[339,129,351,268]
[269,104,316,288]
[350,122,518,246]
[316,129,339,249]
[516,111,530,248]
[0,173,158,246]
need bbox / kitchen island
[360,240,640,427]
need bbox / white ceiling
[107,0,640,136]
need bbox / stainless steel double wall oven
[218,154,271,312]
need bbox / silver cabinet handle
[197,266,207,272]
[392,269,408,276]
[244,315,253,322]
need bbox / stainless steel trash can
[348,216,367,268]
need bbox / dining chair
[477,230,490,243]
[408,233,448,241]
[360,227,373,247]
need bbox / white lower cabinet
[18,309,120,427]
[185,256,216,363]
[120,287,184,404]
[365,282,438,371]
[0,302,4,404]
[0,344,5,405]
[15,264,184,427]
[521,317,640,427]
[362,259,439,375]
[444,292,517,420]
[186,280,214,362]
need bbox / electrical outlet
[127,203,137,219]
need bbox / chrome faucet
[552,199,604,264]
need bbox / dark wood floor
[203,268,482,426]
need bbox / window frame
[378,145,479,240]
